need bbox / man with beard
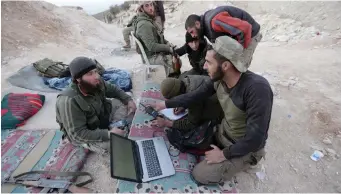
[174,32,209,79]
[151,36,273,185]
[56,57,137,154]
[185,6,262,68]
[134,1,177,77]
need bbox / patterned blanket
[1,130,89,193]
[117,82,238,193]
[43,68,132,92]
[1,93,45,130]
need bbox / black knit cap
[185,32,198,43]
[69,57,97,79]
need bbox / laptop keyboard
[141,140,162,178]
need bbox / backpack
[166,120,217,156]
[51,58,106,78]
[33,58,69,78]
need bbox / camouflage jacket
[133,12,170,57]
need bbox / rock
[276,35,290,42]
[336,135,341,139]
[336,186,341,193]
[280,81,289,87]
[322,137,332,145]
[310,145,324,152]
[325,148,337,158]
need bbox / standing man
[56,57,137,155]
[122,15,138,49]
[185,6,262,68]
[154,1,165,32]
[134,1,177,77]
[152,36,273,184]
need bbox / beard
[210,65,224,82]
[79,79,101,94]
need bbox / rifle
[2,171,93,193]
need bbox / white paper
[159,108,188,121]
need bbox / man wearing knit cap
[174,32,209,78]
[151,36,273,184]
[151,76,223,131]
[56,57,136,154]
[134,1,177,77]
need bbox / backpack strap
[12,170,93,187]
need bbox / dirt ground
[1,1,341,193]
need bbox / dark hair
[207,45,232,65]
[185,14,200,29]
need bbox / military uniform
[55,57,132,154]
[133,12,175,76]
[122,15,138,48]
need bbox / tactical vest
[202,6,260,42]
[57,85,112,132]
[214,81,247,147]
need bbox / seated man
[134,1,176,77]
[152,36,273,184]
[56,57,137,155]
[175,32,209,79]
[151,76,223,131]
[122,15,138,49]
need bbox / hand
[205,145,226,164]
[127,100,137,115]
[151,117,172,128]
[110,127,126,136]
[152,101,166,111]
[173,107,185,115]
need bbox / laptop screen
[110,134,138,181]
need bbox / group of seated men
[56,1,273,186]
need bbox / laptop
[110,133,175,183]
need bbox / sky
[45,0,124,15]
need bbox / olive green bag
[33,58,69,78]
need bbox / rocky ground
[1,1,341,193]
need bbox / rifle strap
[13,171,93,187]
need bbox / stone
[322,137,332,145]
[325,148,337,157]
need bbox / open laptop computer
[110,133,175,183]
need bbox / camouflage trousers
[241,32,263,69]
[81,98,128,155]
[191,129,265,184]
[122,26,134,46]
[148,54,175,77]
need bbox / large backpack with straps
[33,58,69,78]
[33,58,106,78]
[166,120,217,156]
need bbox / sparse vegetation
[120,1,131,11]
